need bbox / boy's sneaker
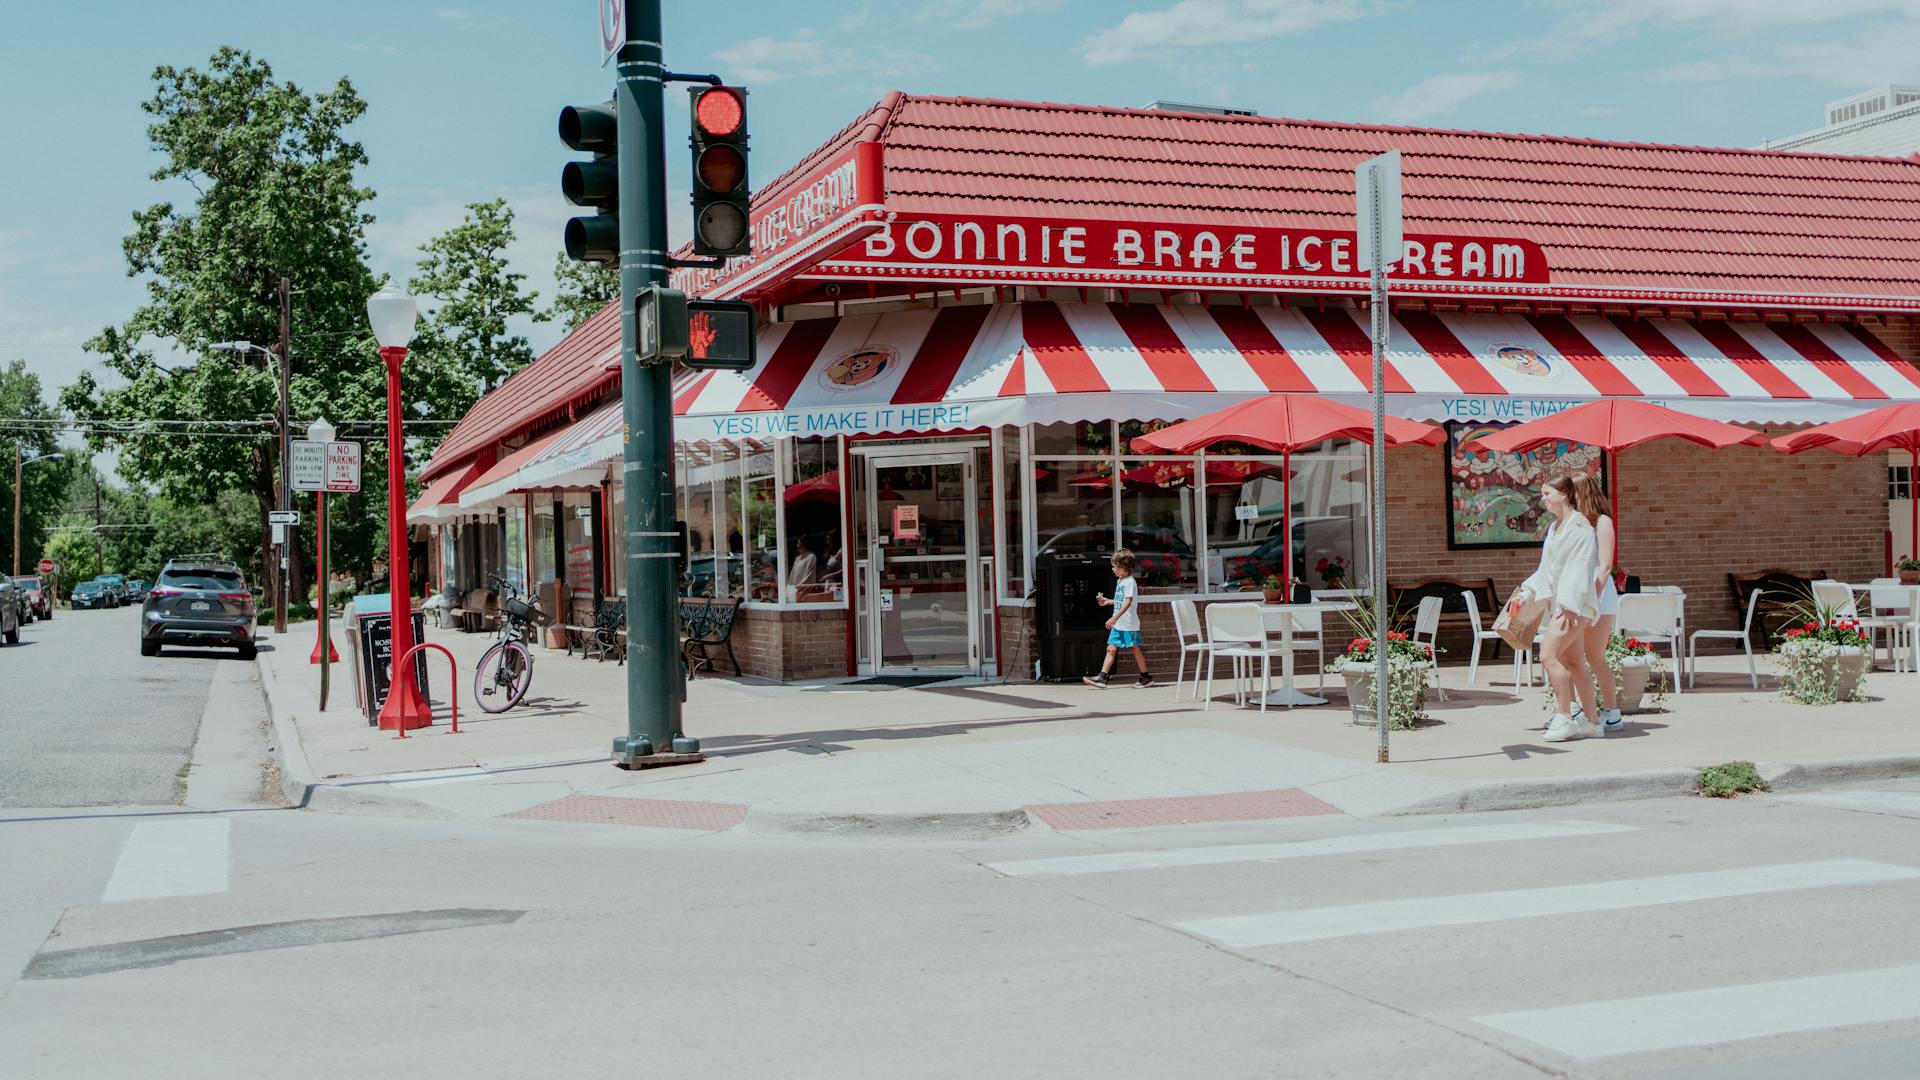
[1132,673,1155,688]
[1082,673,1111,689]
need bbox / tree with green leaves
[61,48,397,609]
[409,198,538,397]
[1,360,70,574]
[540,252,617,332]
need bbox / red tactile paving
[1026,789,1342,831]
[503,794,747,831]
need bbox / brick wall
[729,605,850,680]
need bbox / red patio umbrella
[1772,402,1920,563]
[1464,399,1766,560]
[1130,396,1445,592]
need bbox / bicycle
[474,574,547,713]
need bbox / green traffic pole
[612,0,698,766]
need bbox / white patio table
[1253,602,1355,707]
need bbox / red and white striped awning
[458,399,624,508]
[672,302,1920,440]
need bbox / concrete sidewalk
[253,619,1920,835]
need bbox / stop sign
[36,559,56,575]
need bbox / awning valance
[406,456,492,524]
[457,400,623,509]
[672,302,1920,440]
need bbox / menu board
[354,610,431,724]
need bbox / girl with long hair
[1509,474,1604,741]
[1569,472,1622,733]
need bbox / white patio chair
[1865,582,1918,674]
[1410,595,1447,701]
[1687,586,1766,689]
[1204,602,1289,713]
[1617,592,1685,693]
[1810,579,1860,619]
[1462,589,1535,689]
[1171,598,1214,700]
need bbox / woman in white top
[1571,473,1622,732]
[1510,474,1604,742]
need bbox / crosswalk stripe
[1777,790,1920,820]
[1476,963,1920,1058]
[986,821,1637,878]
[1177,859,1920,948]
[101,818,230,902]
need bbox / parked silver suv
[141,560,257,659]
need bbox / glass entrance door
[864,452,979,674]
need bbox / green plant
[1261,572,1289,592]
[1315,555,1348,588]
[1330,597,1437,730]
[1772,586,1871,704]
[1699,761,1769,798]
[1896,554,1920,572]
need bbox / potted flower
[1606,634,1668,713]
[1897,555,1920,586]
[1260,573,1289,604]
[1773,589,1871,704]
[1328,600,1437,730]
[1316,555,1349,590]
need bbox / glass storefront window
[502,505,526,588]
[782,437,841,603]
[1031,420,1114,457]
[531,503,557,584]
[746,448,777,602]
[1201,441,1370,593]
[608,483,626,596]
[1117,458,1200,593]
[563,492,593,597]
[1034,458,1115,563]
[997,426,1026,599]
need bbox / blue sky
[3,0,1917,406]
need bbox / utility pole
[91,464,105,574]
[613,0,695,765]
[276,275,292,635]
[11,443,18,577]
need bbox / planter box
[1778,641,1869,704]
[1338,659,1426,730]
[1616,658,1654,713]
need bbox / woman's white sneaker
[1543,714,1584,742]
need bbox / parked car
[141,561,257,659]
[71,581,112,609]
[126,578,151,602]
[9,575,49,621]
[0,578,20,644]
[95,574,129,605]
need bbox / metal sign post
[1357,150,1403,764]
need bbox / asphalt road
[0,603,255,808]
[5,780,1920,1077]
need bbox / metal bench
[1729,568,1828,646]
[679,596,742,677]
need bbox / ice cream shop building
[410,93,1920,682]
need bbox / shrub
[1699,761,1769,798]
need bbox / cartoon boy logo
[1488,342,1553,378]
[820,345,898,392]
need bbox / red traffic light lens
[695,88,743,136]
[696,144,746,193]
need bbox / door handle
[872,545,885,572]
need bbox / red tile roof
[874,95,1920,301]
[423,302,620,480]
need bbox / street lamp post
[306,417,340,711]
[213,338,292,634]
[367,285,431,732]
[12,448,64,576]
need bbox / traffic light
[559,99,618,264]
[689,85,750,258]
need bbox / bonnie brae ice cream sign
[815,213,1548,289]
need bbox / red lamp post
[368,285,431,732]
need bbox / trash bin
[1035,552,1112,680]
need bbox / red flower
[1804,622,1820,632]
[1387,631,1408,642]
[1348,637,1371,653]
[1784,628,1805,638]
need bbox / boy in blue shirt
[1083,549,1154,689]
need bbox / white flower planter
[1337,658,1426,730]
[1778,640,1869,704]
[1616,657,1652,713]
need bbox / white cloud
[430,8,472,25]
[1579,104,1619,118]
[1505,0,1920,62]
[925,0,1066,29]
[1366,71,1520,124]
[714,32,939,84]
[1079,0,1366,66]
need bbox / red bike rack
[390,642,459,739]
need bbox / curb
[1757,753,1920,791]
[1379,768,1703,817]
[252,650,454,820]
[744,805,1032,839]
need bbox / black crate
[1035,552,1113,680]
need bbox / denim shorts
[1108,629,1141,648]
